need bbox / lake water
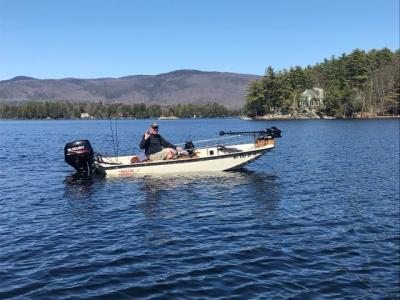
[0,119,399,299]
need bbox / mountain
[0,70,260,108]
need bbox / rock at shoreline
[250,113,399,120]
[253,112,322,120]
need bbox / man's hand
[144,131,150,140]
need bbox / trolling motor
[219,127,282,138]
[64,140,95,174]
[219,127,282,148]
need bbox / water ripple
[0,119,399,299]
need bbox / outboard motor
[184,141,196,157]
[64,140,95,174]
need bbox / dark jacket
[139,134,177,156]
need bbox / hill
[0,70,260,108]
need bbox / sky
[0,0,399,80]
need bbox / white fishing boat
[64,127,282,177]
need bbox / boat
[64,127,282,177]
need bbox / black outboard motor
[64,140,95,174]
[184,141,196,157]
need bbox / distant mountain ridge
[0,70,260,108]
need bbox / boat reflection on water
[63,173,104,201]
[138,170,278,195]
[63,169,280,217]
[136,170,281,217]
[139,173,233,195]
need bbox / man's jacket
[139,134,177,156]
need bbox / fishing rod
[175,134,243,146]
[176,127,281,146]
[178,127,282,158]
[104,82,119,161]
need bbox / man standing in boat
[139,123,182,161]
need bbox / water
[0,119,399,299]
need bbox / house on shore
[80,112,90,119]
[300,88,324,111]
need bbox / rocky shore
[247,113,400,121]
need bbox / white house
[300,88,324,110]
[80,112,90,119]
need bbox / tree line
[0,101,238,119]
[245,48,400,118]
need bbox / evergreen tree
[245,80,265,116]
[244,47,399,118]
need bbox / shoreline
[250,115,400,121]
[1,115,399,121]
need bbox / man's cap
[150,122,159,128]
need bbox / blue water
[0,119,399,299]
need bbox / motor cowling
[64,140,95,174]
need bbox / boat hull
[96,144,274,177]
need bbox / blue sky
[0,0,398,79]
